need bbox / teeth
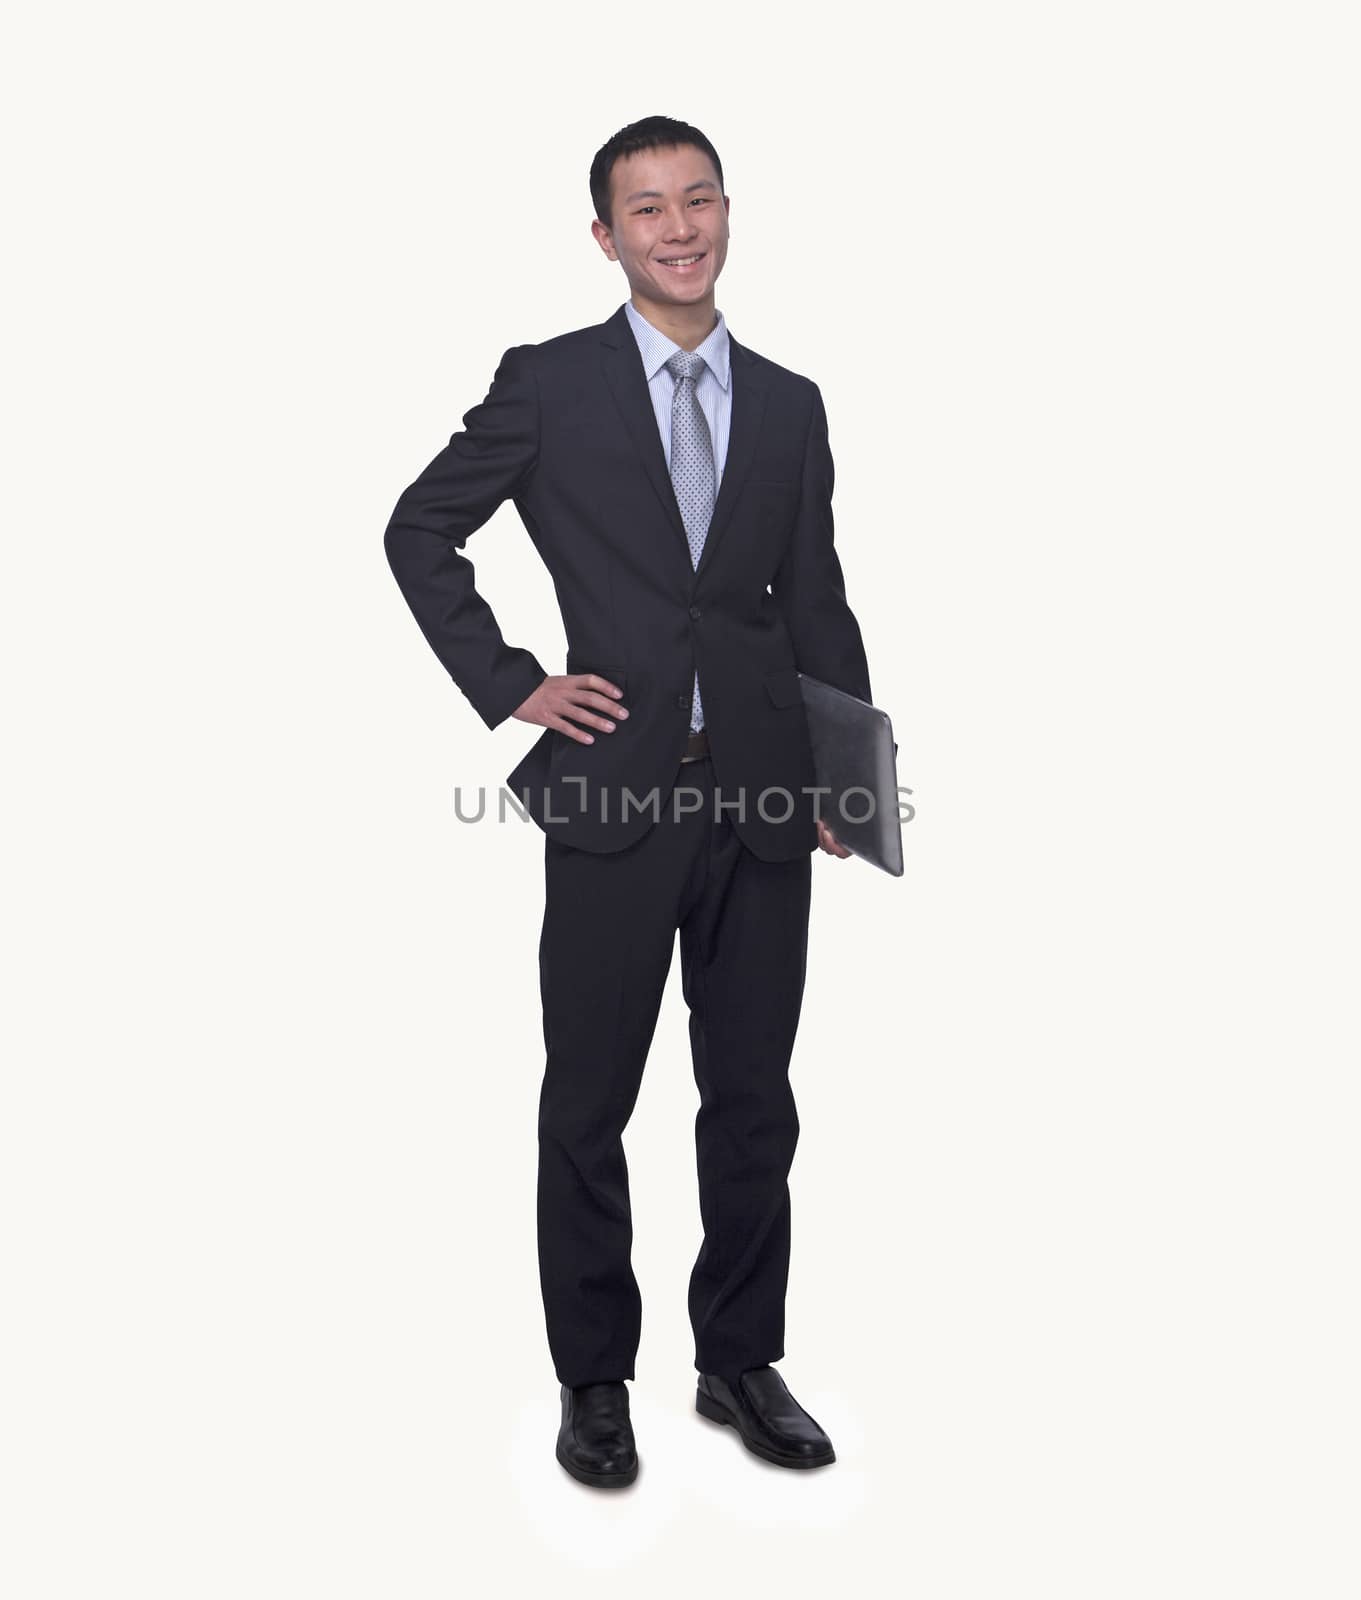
[662,254,703,266]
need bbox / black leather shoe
[696,1365,836,1468]
[555,1381,639,1488]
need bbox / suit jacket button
[688,605,702,619]
[676,693,689,709]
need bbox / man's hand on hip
[513,674,629,745]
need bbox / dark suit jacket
[383,301,874,861]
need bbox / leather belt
[679,728,710,763]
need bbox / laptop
[798,673,904,877]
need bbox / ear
[590,217,617,261]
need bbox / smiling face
[592,143,730,321]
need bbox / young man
[384,116,876,1487]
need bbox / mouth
[655,251,707,275]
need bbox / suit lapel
[599,303,768,581]
[704,333,766,580]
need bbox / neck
[630,293,717,352]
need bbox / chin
[655,276,710,297]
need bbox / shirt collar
[623,299,731,391]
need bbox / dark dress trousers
[384,302,874,1386]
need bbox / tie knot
[665,349,706,384]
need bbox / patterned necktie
[666,348,716,732]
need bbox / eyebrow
[623,179,719,205]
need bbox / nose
[664,208,699,242]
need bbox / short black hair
[590,116,725,232]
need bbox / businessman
[384,116,876,1488]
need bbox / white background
[4,2,1357,1595]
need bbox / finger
[557,706,619,733]
[818,822,851,859]
[573,673,624,700]
[547,715,596,745]
[567,689,629,718]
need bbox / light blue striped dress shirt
[622,299,731,485]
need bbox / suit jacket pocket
[764,664,804,708]
[564,656,627,695]
[744,480,799,523]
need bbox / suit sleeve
[383,343,549,730]
[771,381,874,706]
